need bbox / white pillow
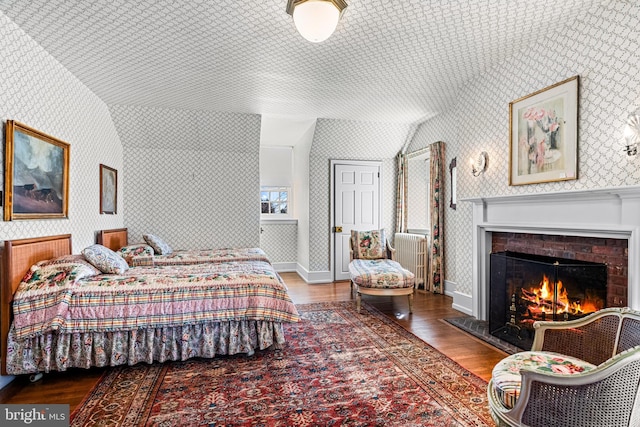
[143,234,173,255]
[82,244,129,274]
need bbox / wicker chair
[348,229,415,314]
[488,307,640,427]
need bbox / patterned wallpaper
[308,119,412,272]
[0,0,601,124]
[0,12,123,252]
[260,222,297,264]
[109,105,261,250]
[3,1,638,290]
[407,0,640,295]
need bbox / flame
[522,274,603,319]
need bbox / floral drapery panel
[428,141,445,294]
[395,153,408,233]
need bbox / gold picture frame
[100,164,117,214]
[4,120,70,220]
[509,76,579,186]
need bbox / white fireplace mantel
[461,185,640,320]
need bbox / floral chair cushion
[82,244,129,274]
[491,351,596,410]
[350,229,386,260]
[349,259,414,289]
[143,233,173,255]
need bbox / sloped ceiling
[0,0,601,124]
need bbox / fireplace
[462,186,640,322]
[489,251,607,350]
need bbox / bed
[97,228,270,266]
[1,233,299,376]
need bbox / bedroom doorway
[332,160,382,281]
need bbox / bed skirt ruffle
[6,320,285,375]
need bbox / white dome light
[286,0,347,43]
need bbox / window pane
[270,203,278,213]
[260,192,269,202]
[279,203,287,214]
[261,202,270,214]
[279,192,288,201]
[270,191,279,202]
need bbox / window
[407,150,430,233]
[261,187,290,215]
[260,146,293,218]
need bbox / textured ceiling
[0,0,602,124]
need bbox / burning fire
[521,274,602,318]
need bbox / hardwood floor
[0,272,506,411]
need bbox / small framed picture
[4,120,70,221]
[509,76,579,186]
[100,164,117,214]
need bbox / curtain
[395,153,408,233]
[428,141,445,294]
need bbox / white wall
[408,0,640,297]
[293,121,315,272]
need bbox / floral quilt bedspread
[12,260,299,340]
[133,247,270,267]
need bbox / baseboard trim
[444,279,456,298]
[271,262,297,272]
[296,264,333,284]
[452,291,473,315]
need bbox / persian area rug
[71,301,492,426]
[443,317,521,355]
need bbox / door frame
[330,159,384,281]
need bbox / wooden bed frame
[97,227,129,251]
[1,234,73,375]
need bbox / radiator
[394,233,428,289]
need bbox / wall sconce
[624,108,640,156]
[471,152,488,176]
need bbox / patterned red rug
[71,301,492,426]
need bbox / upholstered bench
[349,258,415,314]
[348,229,415,314]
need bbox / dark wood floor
[0,272,506,411]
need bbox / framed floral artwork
[4,120,70,220]
[100,164,117,214]
[509,76,579,186]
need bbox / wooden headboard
[1,234,72,375]
[97,228,128,251]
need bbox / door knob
[334,226,343,233]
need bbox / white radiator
[394,233,428,289]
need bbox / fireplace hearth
[489,251,607,350]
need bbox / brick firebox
[491,232,628,308]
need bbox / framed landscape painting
[509,76,579,186]
[4,120,70,220]
[100,164,117,214]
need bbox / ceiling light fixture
[286,0,348,43]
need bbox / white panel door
[334,162,381,280]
